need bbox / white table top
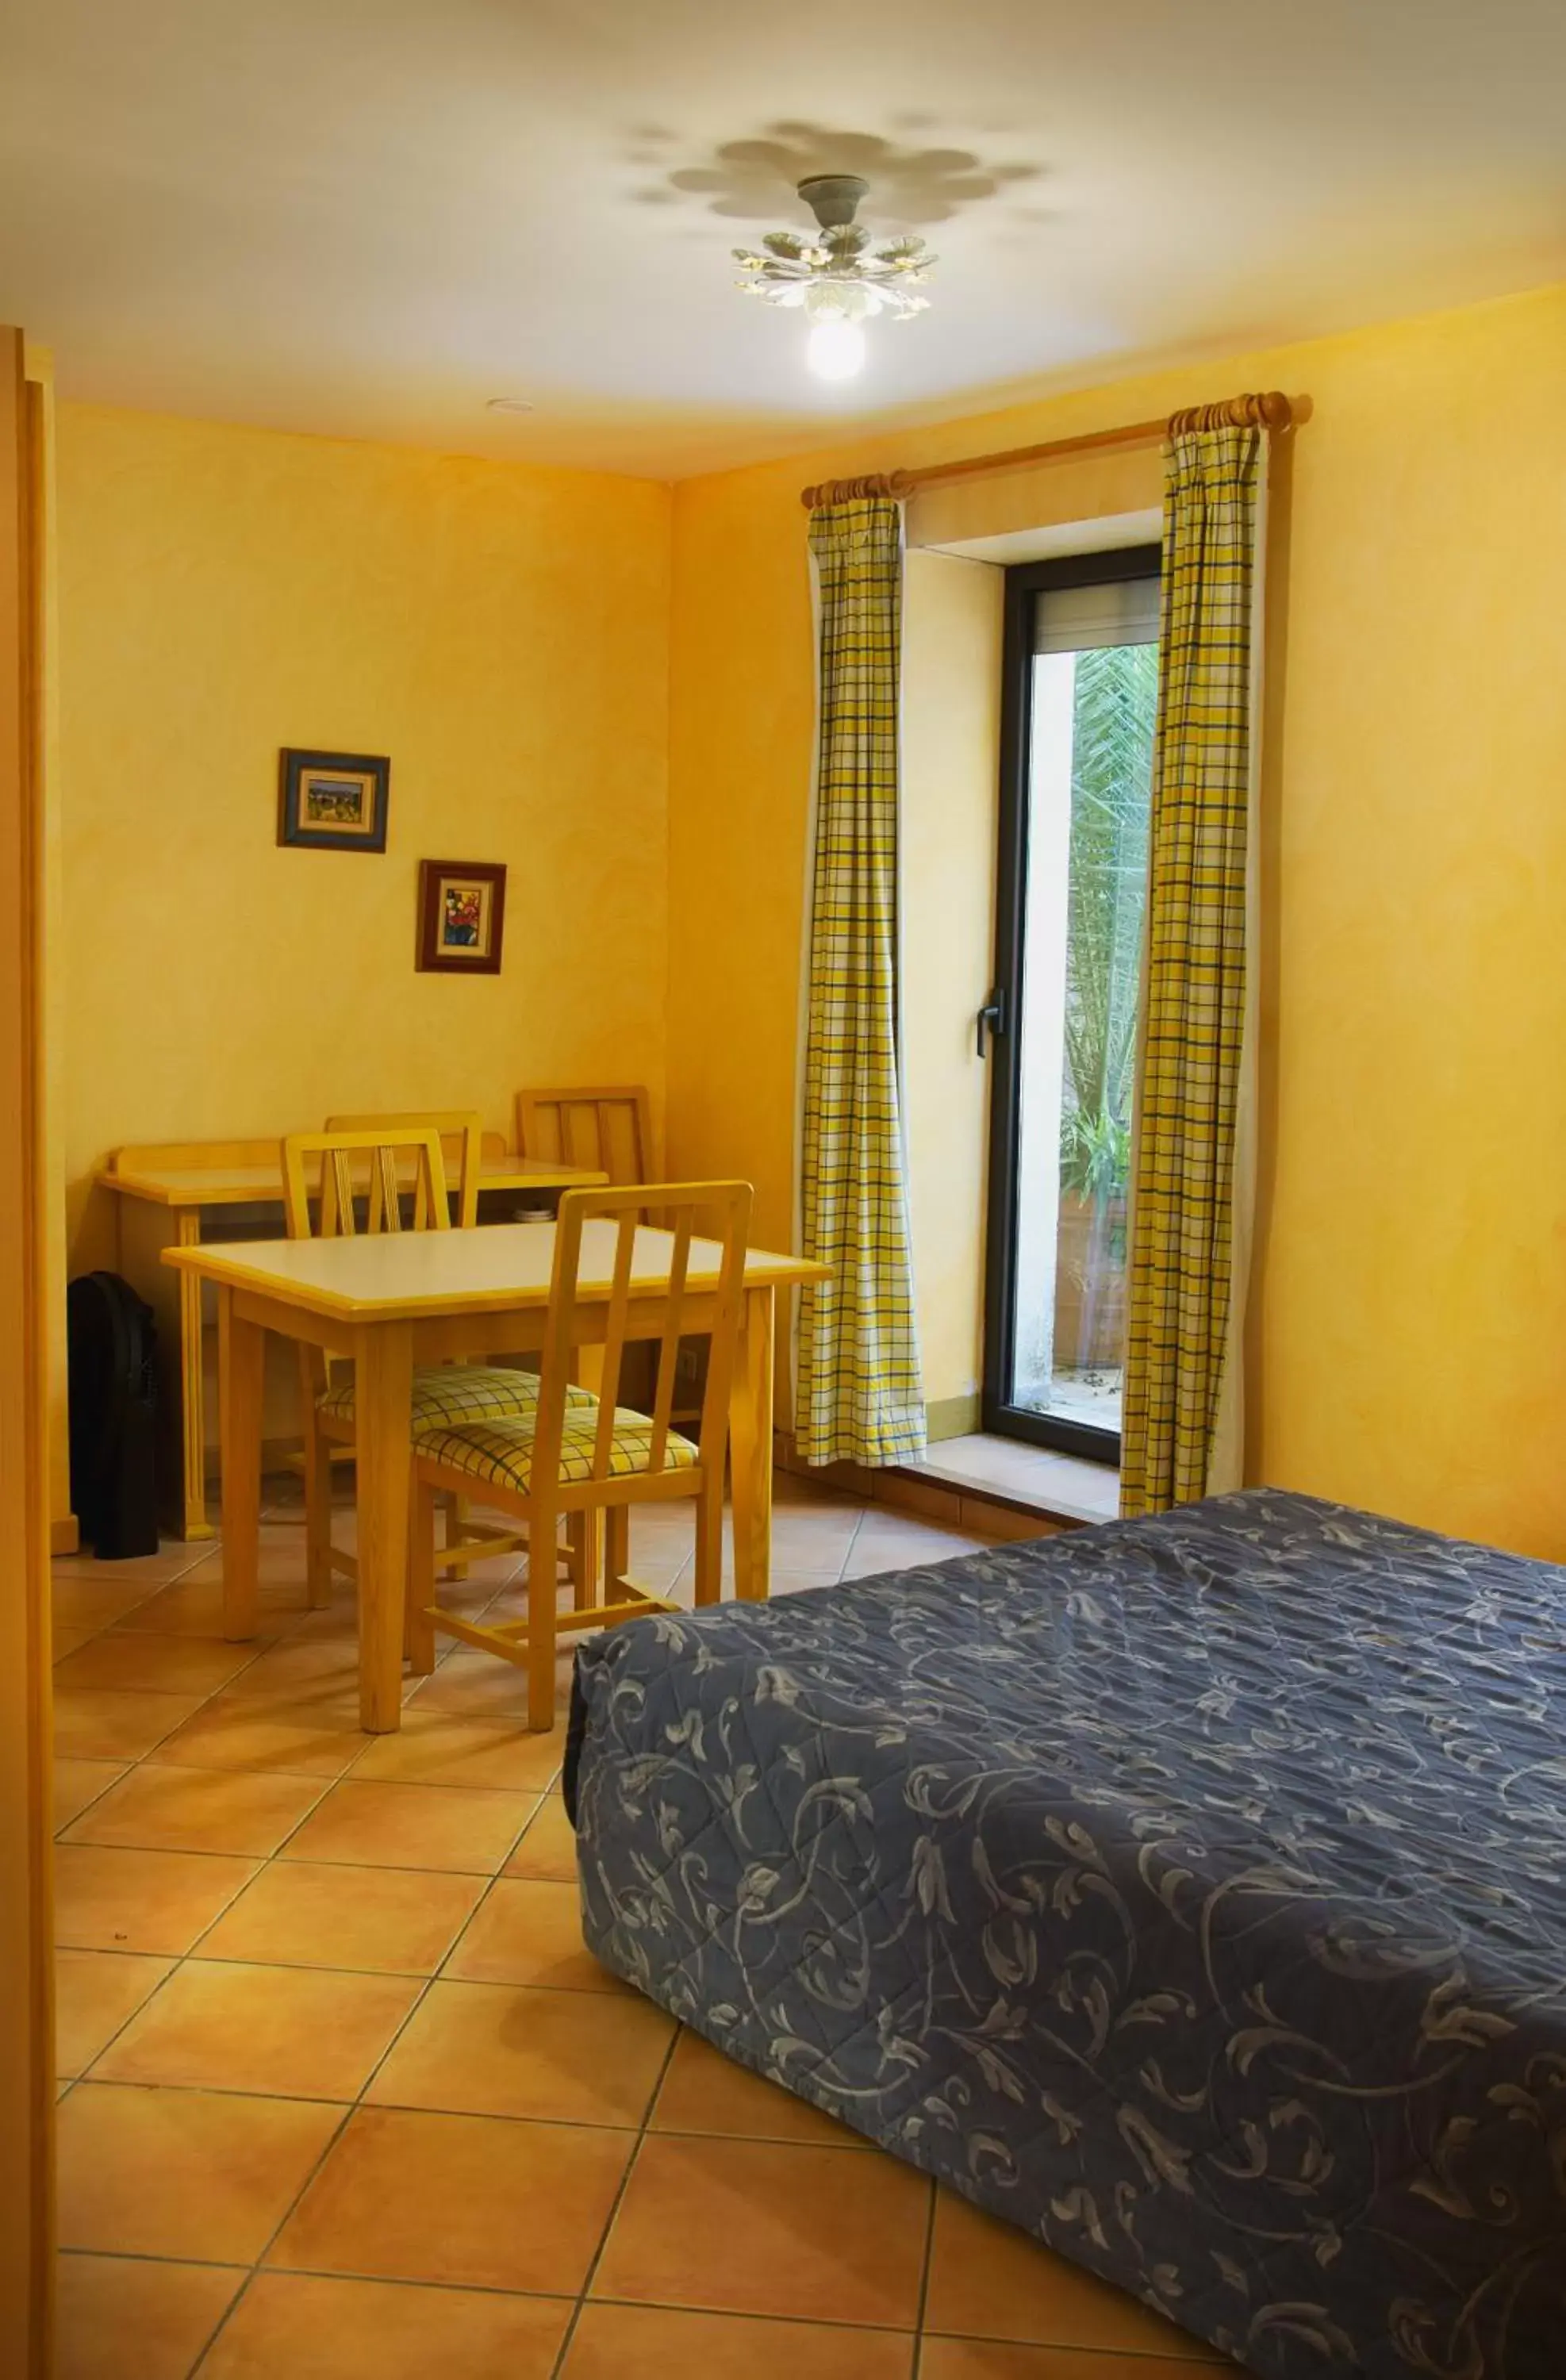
[104,1154,604,1208]
[165,1219,827,1322]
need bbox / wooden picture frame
[278,748,390,851]
[416,858,508,974]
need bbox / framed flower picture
[416,858,507,974]
[278,748,390,851]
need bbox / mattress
[567,1489,1566,2376]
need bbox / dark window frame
[981,543,1161,1466]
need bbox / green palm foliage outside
[1058,641,1157,1223]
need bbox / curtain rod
[799,389,1295,510]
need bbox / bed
[566,1489,1566,2378]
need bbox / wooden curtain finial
[1166,390,1293,437]
[800,470,915,511]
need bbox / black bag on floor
[67,1270,159,1560]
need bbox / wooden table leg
[217,1288,263,1641]
[175,1211,216,1541]
[354,1321,414,1733]
[605,1505,628,1598]
[730,1284,774,1602]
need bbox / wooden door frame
[0,323,55,2377]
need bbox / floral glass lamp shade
[732,175,935,382]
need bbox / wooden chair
[319,1107,598,1594]
[515,1085,653,1186]
[324,1111,485,1224]
[324,1110,531,1223]
[518,1081,706,1450]
[283,1127,553,1607]
[407,1180,752,1730]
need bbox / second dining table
[165,1219,830,1729]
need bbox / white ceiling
[3,0,1564,479]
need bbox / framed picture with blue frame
[416,858,507,975]
[277,747,390,851]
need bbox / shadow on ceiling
[624,120,1048,227]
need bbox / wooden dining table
[103,1137,606,1539]
[164,1221,829,1730]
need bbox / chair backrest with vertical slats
[529,1181,751,1493]
[324,1111,483,1229]
[281,1128,451,1241]
[515,1086,652,1187]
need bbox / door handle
[977,988,1008,1058]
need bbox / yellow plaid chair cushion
[317,1365,595,1430]
[413,1402,697,1496]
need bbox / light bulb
[807,317,866,382]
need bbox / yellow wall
[57,405,671,1272]
[668,282,1566,1558]
[52,286,1566,1557]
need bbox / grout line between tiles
[429,1812,543,1984]
[180,2264,251,2378]
[585,2293,918,2336]
[54,1483,989,2378]
[55,1947,180,2089]
[52,1758,136,1835]
[187,1832,654,2376]
[144,1765,553,2054]
[66,2241,574,2305]
[62,2247,562,2304]
[55,1599,334,1766]
[198,1767,551,2116]
[62,1760,337,1847]
[68,2241,1211,2373]
[184,2093,359,2378]
[68,1836,303,2088]
[64,2071,668,2130]
[58,1839,518,1883]
[547,2023,681,2378]
[53,1534,221,1606]
[79,1944,616,1994]
[57,1544,524,2100]
[67,2243,946,2340]
[57,2245,251,2274]
[910,2171,940,2375]
[174,1514,543,2370]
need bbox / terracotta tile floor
[52,1478,1219,2378]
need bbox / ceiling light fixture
[486,396,534,414]
[733,175,935,382]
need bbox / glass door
[982,547,1161,1463]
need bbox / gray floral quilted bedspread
[567,1489,1566,2376]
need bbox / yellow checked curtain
[795,496,927,1466]
[1121,419,1264,1517]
